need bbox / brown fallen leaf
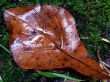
[4,4,110,79]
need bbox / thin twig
[100,37,110,44]
[97,46,110,76]
[102,61,110,68]
[97,46,104,69]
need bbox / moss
[0,0,110,82]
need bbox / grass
[35,70,84,81]
[0,0,110,82]
[0,44,10,54]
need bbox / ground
[0,0,110,82]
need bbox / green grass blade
[51,72,83,81]
[36,70,57,78]
[36,70,84,81]
[0,44,10,54]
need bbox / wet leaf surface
[4,4,110,79]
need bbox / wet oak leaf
[4,4,110,79]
